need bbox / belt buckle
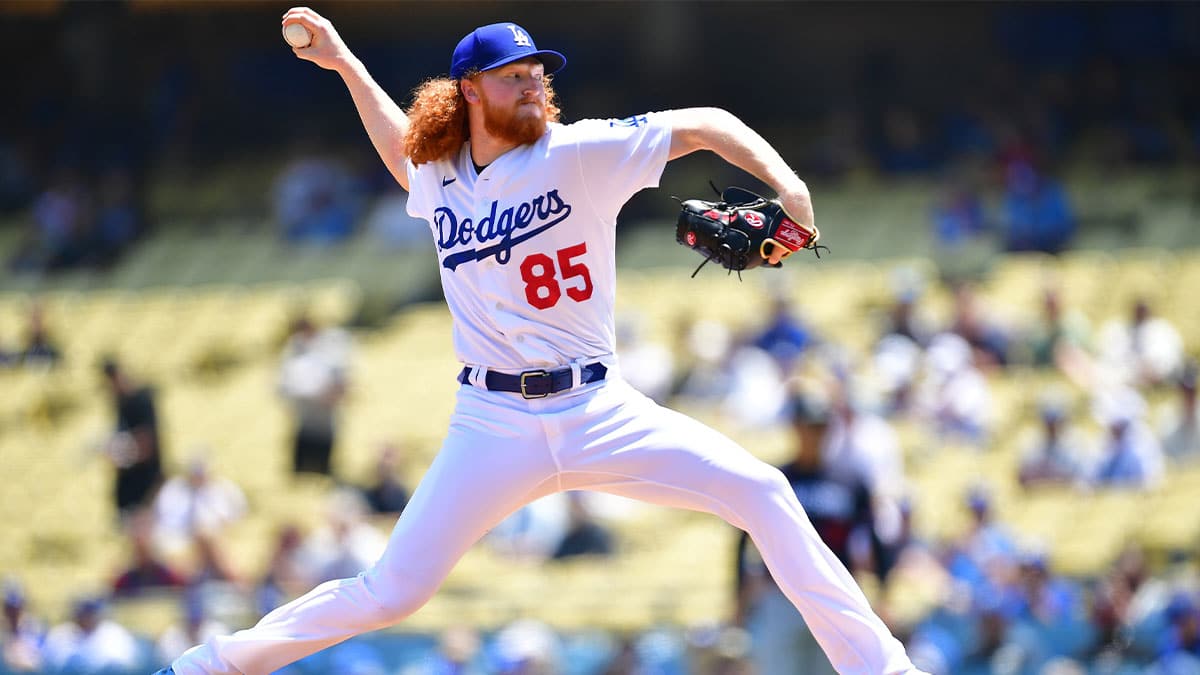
[519,370,550,399]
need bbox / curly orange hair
[404,75,561,166]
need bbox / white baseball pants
[172,372,919,675]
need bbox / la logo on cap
[507,25,532,47]
[449,22,566,79]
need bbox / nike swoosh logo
[442,176,456,187]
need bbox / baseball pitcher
[156,8,925,674]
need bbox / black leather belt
[458,362,608,399]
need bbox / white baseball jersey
[405,113,670,371]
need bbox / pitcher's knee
[725,465,794,517]
[360,567,437,628]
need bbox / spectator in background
[873,269,933,419]
[18,301,61,368]
[1156,593,1200,667]
[277,315,351,476]
[750,295,814,373]
[1024,286,1090,370]
[101,358,165,520]
[490,619,561,675]
[1018,394,1087,489]
[883,288,926,345]
[272,140,361,245]
[1103,544,1174,660]
[2,582,44,673]
[1160,363,1200,463]
[882,291,926,348]
[615,313,674,404]
[156,592,228,672]
[487,493,570,562]
[300,488,387,584]
[1097,297,1185,389]
[880,267,934,348]
[362,188,430,250]
[41,597,141,674]
[112,509,188,598]
[22,163,138,273]
[875,497,951,627]
[822,378,906,505]
[919,333,992,445]
[550,493,614,561]
[153,449,247,555]
[1089,573,1134,668]
[949,282,1009,370]
[1012,550,1088,662]
[957,589,1031,675]
[189,532,246,591]
[932,173,989,250]
[1090,388,1165,490]
[999,161,1076,254]
[873,333,923,419]
[360,441,410,516]
[602,638,641,675]
[735,395,874,675]
[944,486,1016,598]
[670,317,734,403]
[403,625,484,675]
[257,523,311,612]
[721,339,790,432]
[8,167,91,273]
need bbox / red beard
[481,94,548,146]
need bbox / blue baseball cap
[450,22,566,79]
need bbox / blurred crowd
[0,303,621,674]
[627,268,1198,674]
[3,257,1199,674]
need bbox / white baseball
[283,22,311,48]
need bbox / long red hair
[403,75,561,166]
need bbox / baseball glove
[675,186,823,278]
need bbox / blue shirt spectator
[1001,162,1076,254]
[933,181,988,248]
[2,582,44,673]
[1018,397,1087,489]
[1091,390,1165,490]
[945,487,1017,594]
[750,297,814,370]
[1158,593,1200,661]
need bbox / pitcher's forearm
[337,57,411,189]
[666,107,813,230]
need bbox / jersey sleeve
[404,158,431,221]
[570,112,671,222]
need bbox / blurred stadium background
[1,1,1199,674]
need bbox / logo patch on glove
[774,217,815,251]
[702,209,731,223]
[685,231,697,246]
[743,211,765,229]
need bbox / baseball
[283,22,311,48]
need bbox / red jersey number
[519,242,594,310]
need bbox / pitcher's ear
[461,79,480,104]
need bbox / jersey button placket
[474,188,518,316]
